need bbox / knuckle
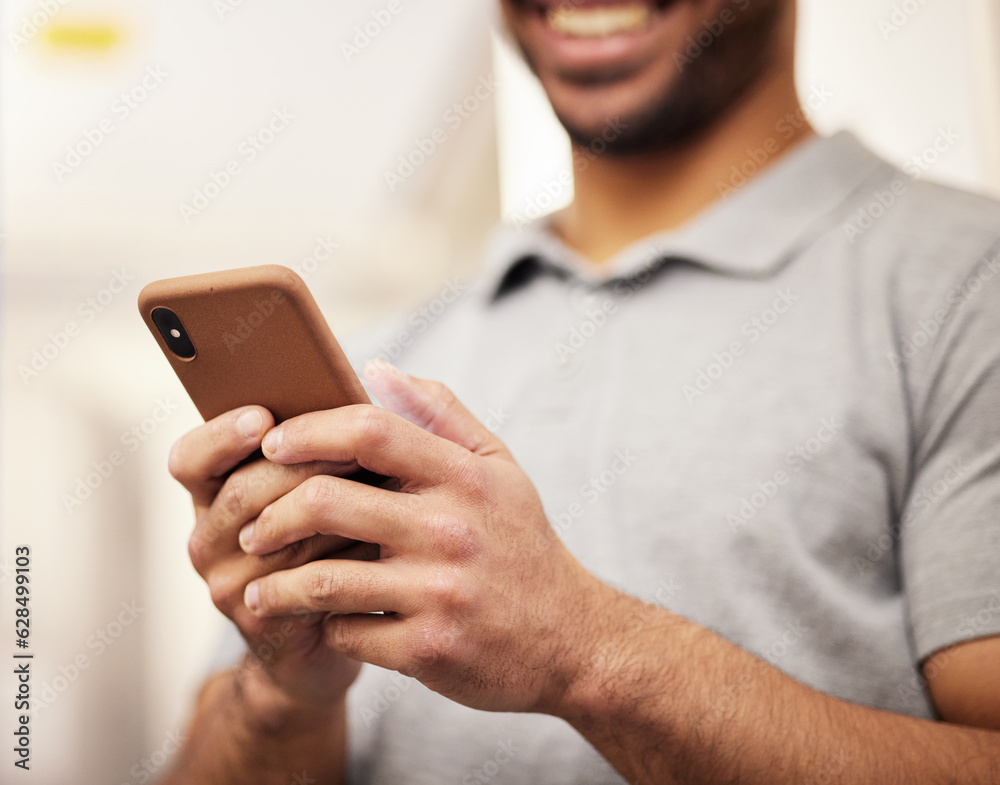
[327,617,358,656]
[424,570,464,612]
[355,406,394,448]
[431,381,458,409]
[207,414,232,453]
[443,451,491,503]
[187,532,212,573]
[407,623,458,670]
[250,506,272,546]
[218,470,252,521]
[207,572,239,612]
[307,562,338,604]
[199,514,227,547]
[299,475,338,518]
[426,511,479,562]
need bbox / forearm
[161,657,348,785]
[558,590,1000,784]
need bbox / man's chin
[543,73,670,149]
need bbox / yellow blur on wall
[44,21,122,52]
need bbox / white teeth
[546,3,653,38]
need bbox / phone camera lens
[152,308,196,359]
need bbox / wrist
[233,655,345,736]
[543,577,632,722]
[549,582,688,728]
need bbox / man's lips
[519,0,678,10]
[549,4,653,38]
[514,0,683,41]
[511,0,687,76]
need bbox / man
[163,0,1000,782]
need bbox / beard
[511,0,788,154]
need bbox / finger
[169,406,274,508]
[205,531,359,618]
[325,613,405,671]
[189,459,355,570]
[245,559,412,618]
[240,473,422,557]
[364,360,510,459]
[324,613,458,679]
[261,405,475,489]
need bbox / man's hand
[239,360,607,715]
[169,406,369,721]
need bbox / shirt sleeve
[901,243,1000,661]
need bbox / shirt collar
[479,131,891,300]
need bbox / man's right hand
[169,405,366,723]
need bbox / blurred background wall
[1,1,999,782]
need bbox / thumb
[364,359,507,458]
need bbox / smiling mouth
[527,0,681,39]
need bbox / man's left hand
[239,359,608,715]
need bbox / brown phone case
[138,265,369,423]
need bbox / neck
[553,68,814,265]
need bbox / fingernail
[236,410,263,439]
[262,427,283,455]
[238,521,254,551]
[244,582,260,612]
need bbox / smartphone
[138,264,370,424]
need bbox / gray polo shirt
[217,132,1000,784]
